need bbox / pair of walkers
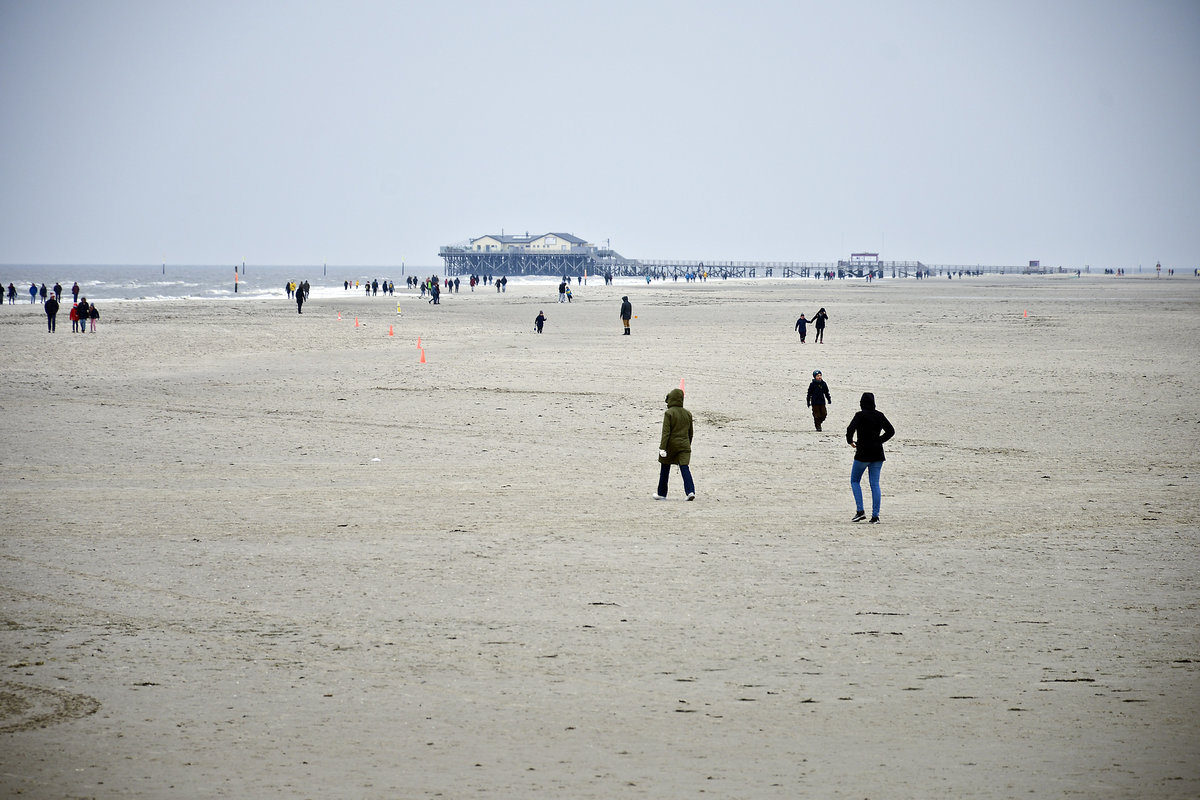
[650,384,894,522]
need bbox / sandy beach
[1,275,1197,798]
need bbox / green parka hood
[665,388,685,407]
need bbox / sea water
[0,265,670,302]
[0,265,454,302]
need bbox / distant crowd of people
[4,281,100,333]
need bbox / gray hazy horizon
[1,0,1197,270]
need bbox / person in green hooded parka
[655,388,695,500]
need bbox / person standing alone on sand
[535,310,546,333]
[44,294,59,332]
[847,392,895,523]
[806,370,831,431]
[795,313,809,343]
[812,307,828,343]
[654,388,695,500]
[620,296,632,335]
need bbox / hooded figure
[806,369,831,430]
[655,388,695,500]
[620,296,632,334]
[846,392,895,523]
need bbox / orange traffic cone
[337,312,342,320]
[388,325,394,336]
[419,349,426,364]
[355,317,360,327]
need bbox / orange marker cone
[419,349,426,363]
[389,325,394,336]
[337,311,342,320]
[679,378,685,393]
[1024,310,1028,319]
[417,337,421,349]
[355,317,360,327]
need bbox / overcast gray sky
[1,0,1196,268]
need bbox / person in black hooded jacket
[846,392,894,523]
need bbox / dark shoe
[869,517,880,524]
[815,423,821,431]
[852,511,866,522]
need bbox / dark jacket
[795,317,807,333]
[44,297,59,316]
[658,388,693,466]
[813,309,828,329]
[620,297,632,320]
[846,392,894,462]
[806,378,830,407]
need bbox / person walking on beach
[29,283,38,303]
[70,303,80,332]
[620,296,632,335]
[558,281,567,303]
[535,310,546,333]
[806,369,831,431]
[846,392,895,523]
[795,313,809,343]
[71,282,79,303]
[53,282,62,301]
[655,387,695,500]
[295,285,305,314]
[44,294,59,332]
[76,298,89,334]
[88,303,99,332]
[8,283,16,304]
[812,308,828,343]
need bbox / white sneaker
[686,493,696,501]
[653,494,666,500]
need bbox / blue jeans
[658,463,695,497]
[851,460,883,517]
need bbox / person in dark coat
[655,388,695,500]
[806,370,831,430]
[846,392,895,523]
[44,295,59,332]
[534,310,546,333]
[812,307,828,343]
[795,313,808,343]
[76,298,90,334]
[620,296,632,335]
